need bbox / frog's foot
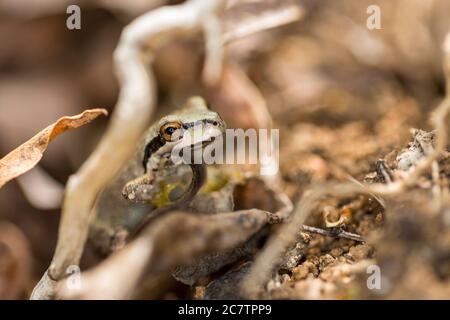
[122,175,156,202]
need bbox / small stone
[309,255,320,266]
[299,232,312,243]
[292,265,310,281]
[319,254,335,270]
[348,244,373,261]
[194,286,205,299]
[375,213,383,224]
[330,247,343,257]
[281,273,291,284]
[304,261,319,277]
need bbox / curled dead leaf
[0,108,108,189]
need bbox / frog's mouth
[193,135,217,148]
[168,127,223,166]
[178,126,223,151]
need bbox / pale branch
[222,4,303,44]
[59,234,154,300]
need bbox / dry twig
[301,225,366,242]
[222,4,303,44]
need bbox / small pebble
[292,265,310,281]
[348,244,373,261]
[330,247,343,257]
[319,254,335,270]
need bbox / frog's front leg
[122,155,172,202]
[122,173,156,202]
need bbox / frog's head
[142,96,226,172]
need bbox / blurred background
[1,0,449,299]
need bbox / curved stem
[131,164,206,237]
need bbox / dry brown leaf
[0,108,108,189]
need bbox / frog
[89,96,226,253]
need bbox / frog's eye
[160,121,182,141]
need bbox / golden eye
[160,121,182,141]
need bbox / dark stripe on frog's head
[142,134,166,173]
[182,119,218,130]
[142,119,220,172]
